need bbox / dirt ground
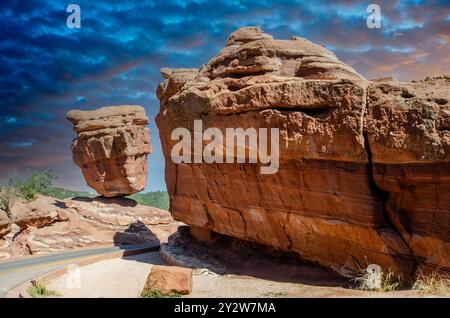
[45,238,440,298]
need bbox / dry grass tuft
[353,266,401,292]
[412,268,450,296]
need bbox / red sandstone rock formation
[156,26,449,280]
[67,106,152,197]
[366,77,450,274]
[0,194,178,260]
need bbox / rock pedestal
[190,226,221,245]
[0,194,177,260]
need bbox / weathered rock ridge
[67,106,152,197]
[0,195,179,260]
[156,27,449,280]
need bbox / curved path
[0,244,158,297]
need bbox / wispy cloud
[0,0,448,190]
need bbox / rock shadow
[163,226,351,288]
[72,195,138,207]
[122,250,166,265]
[113,220,161,247]
[52,200,68,209]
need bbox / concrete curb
[6,245,159,298]
[0,243,120,265]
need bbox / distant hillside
[129,191,169,211]
[46,187,170,211]
[46,187,94,200]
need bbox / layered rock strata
[156,27,449,279]
[67,106,152,197]
[0,195,178,259]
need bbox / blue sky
[0,0,449,192]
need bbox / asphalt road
[0,244,158,297]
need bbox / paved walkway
[0,244,157,297]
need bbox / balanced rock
[67,106,152,197]
[156,27,449,280]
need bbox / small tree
[0,185,17,220]
[11,170,57,201]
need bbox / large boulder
[142,265,193,295]
[156,26,449,280]
[67,106,152,197]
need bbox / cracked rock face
[156,27,449,279]
[67,106,152,197]
[366,77,450,275]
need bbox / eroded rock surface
[0,195,179,259]
[12,196,61,229]
[143,265,193,295]
[0,212,11,238]
[366,77,450,273]
[156,27,449,279]
[67,106,152,197]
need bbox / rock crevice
[362,121,418,274]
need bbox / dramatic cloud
[0,0,449,191]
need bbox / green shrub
[141,289,181,298]
[11,170,57,201]
[0,186,17,219]
[130,191,169,211]
[27,280,60,298]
